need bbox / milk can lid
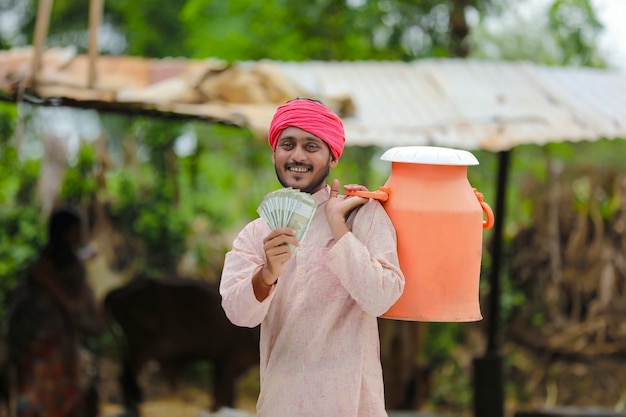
[380,146,479,166]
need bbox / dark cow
[104,277,260,416]
[0,340,9,417]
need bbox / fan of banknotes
[257,188,317,250]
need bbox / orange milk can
[347,146,494,322]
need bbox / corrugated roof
[1,47,625,152]
[274,60,626,151]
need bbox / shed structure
[2,47,626,417]
[2,48,626,149]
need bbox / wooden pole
[31,0,54,85]
[88,0,104,88]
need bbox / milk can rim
[380,146,479,166]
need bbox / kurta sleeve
[220,220,276,328]
[326,200,405,316]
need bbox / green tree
[0,103,45,319]
[0,0,189,56]
[180,0,505,61]
[548,0,604,66]
[2,0,506,61]
[469,0,605,67]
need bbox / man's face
[272,126,338,194]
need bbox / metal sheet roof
[273,60,626,151]
[1,47,625,152]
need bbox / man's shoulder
[235,217,271,239]
[360,198,388,216]
[348,198,391,229]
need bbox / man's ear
[330,157,339,168]
[272,153,276,164]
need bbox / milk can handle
[474,188,494,229]
[345,187,390,202]
[348,187,494,229]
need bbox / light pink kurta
[220,185,405,417]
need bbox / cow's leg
[0,339,10,417]
[212,361,237,411]
[119,355,144,417]
[80,352,100,417]
[0,364,9,417]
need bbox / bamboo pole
[31,0,54,85]
[88,0,104,88]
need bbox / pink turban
[268,99,345,160]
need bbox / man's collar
[311,185,330,205]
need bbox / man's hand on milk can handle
[325,179,368,242]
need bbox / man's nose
[291,145,307,161]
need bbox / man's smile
[286,164,312,174]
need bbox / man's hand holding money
[253,188,317,300]
[261,227,299,286]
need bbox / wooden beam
[88,0,104,88]
[31,0,54,85]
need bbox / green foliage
[422,322,466,364]
[104,0,190,57]
[0,102,17,142]
[0,205,45,321]
[134,197,188,277]
[421,322,473,410]
[7,0,89,50]
[429,360,473,410]
[183,122,277,226]
[0,205,44,280]
[180,0,501,61]
[103,117,187,277]
[95,116,279,278]
[2,0,188,57]
[548,0,604,67]
[61,143,98,205]
[0,110,45,318]
[3,0,500,61]
[469,0,605,67]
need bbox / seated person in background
[6,205,100,417]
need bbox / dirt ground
[93,344,626,417]
[95,357,259,417]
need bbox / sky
[592,0,626,70]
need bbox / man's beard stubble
[274,162,331,195]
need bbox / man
[220,98,405,416]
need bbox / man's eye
[280,142,293,149]
[306,144,320,151]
